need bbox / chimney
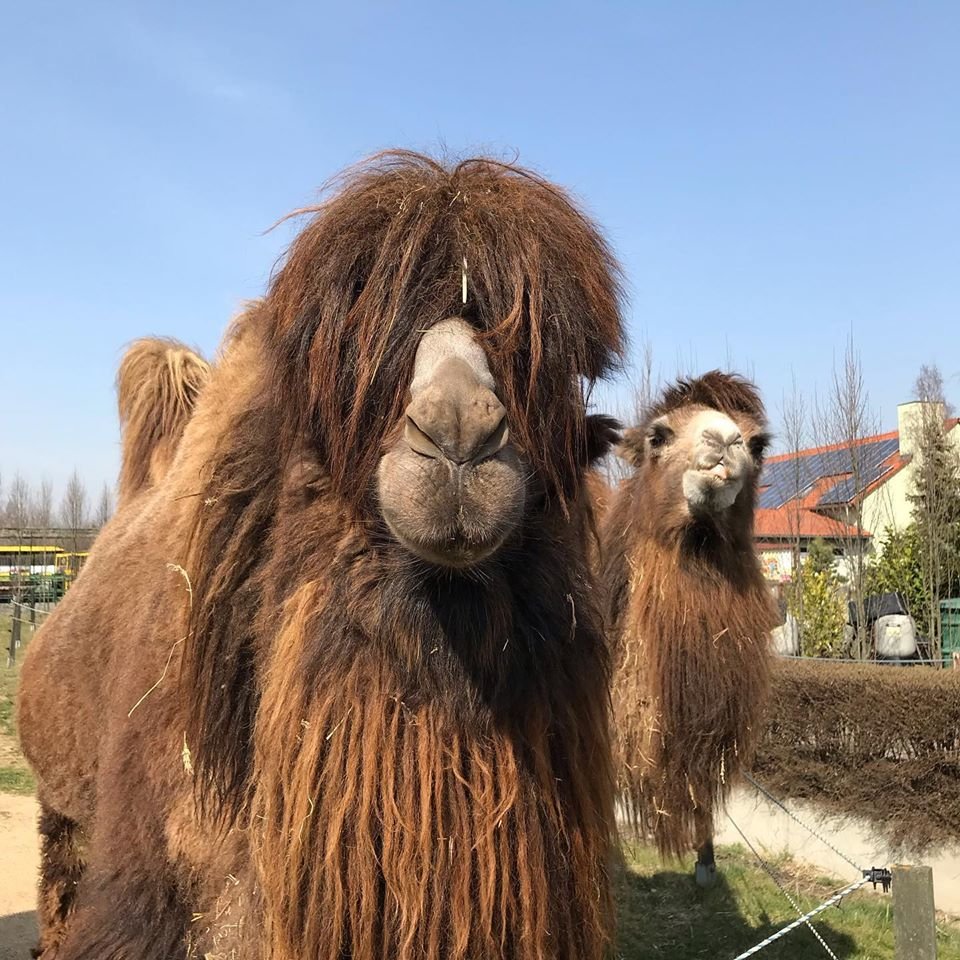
[897,400,945,458]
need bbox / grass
[1,609,957,956]
[617,841,960,959]
[0,611,38,795]
[0,766,35,793]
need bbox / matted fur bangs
[265,150,625,505]
[648,370,765,425]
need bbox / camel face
[377,318,527,568]
[680,409,752,512]
[645,405,766,521]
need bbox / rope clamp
[863,867,892,893]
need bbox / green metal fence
[940,598,960,667]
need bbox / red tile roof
[754,503,870,541]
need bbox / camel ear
[616,427,647,466]
[284,442,327,495]
[585,414,622,465]
[749,431,771,464]
[617,416,674,466]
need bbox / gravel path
[0,793,39,960]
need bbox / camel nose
[709,462,730,481]
[404,357,508,464]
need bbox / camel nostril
[403,380,508,464]
[470,414,509,464]
[404,416,445,460]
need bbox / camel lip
[684,469,744,514]
[695,465,741,485]
[385,520,508,570]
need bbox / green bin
[941,599,960,667]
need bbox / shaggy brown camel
[18,152,626,960]
[16,337,209,957]
[116,337,210,506]
[600,372,778,884]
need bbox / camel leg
[694,837,716,888]
[54,866,190,960]
[33,803,85,960]
[51,811,191,960]
[693,811,716,888]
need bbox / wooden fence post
[893,864,936,959]
[8,601,22,668]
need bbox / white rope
[779,654,942,664]
[725,810,842,960]
[6,602,54,618]
[743,772,863,873]
[729,876,871,960]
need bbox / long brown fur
[602,372,778,859]
[19,152,624,960]
[116,338,210,505]
[251,561,614,960]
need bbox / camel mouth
[683,468,743,512]
[701,468,740,488]
[384,520,511,569]
[376,431,527,571]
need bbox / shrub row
[752,659,960,852]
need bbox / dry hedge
[752,660,960,852]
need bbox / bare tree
[94,483,115,529]
[4,473,31,532]
[31,479,54,528]
[4,473,32,599]
[813,335,878,659]
[632,337,658,424]
[60,469,89,568]
[24,478,57,598]
[780,372,809,589]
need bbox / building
[0,527,98,602]
[755,402,960,583]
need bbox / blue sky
[2,1,958,502]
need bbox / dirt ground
[0,793,38,960]
[0,735,23,768]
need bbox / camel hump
[116,337,210,506]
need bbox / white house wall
[861,462,915,546]
[860,421,960,553]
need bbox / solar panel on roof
[757,454,820,508]
[817,437,899,505]
[758,436,900,509]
